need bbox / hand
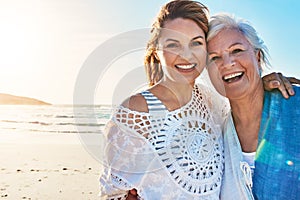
[126,189,138,200]
[262,72,300,99]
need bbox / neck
[156,78,195,110]
[230,84,264,152]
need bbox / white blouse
[99,84,228,200]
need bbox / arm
[100,116,155,200]
[262,72,300,98]
[99,121,133,200]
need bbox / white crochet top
[99,84,229,200]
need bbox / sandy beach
[0,132,102,200]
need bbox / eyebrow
[192,35,204,40]
[165,35,204,42]
[165,38,179,42]
[208,42,244,55]
[229,42,244,48]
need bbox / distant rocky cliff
[0,93,51,105]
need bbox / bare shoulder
[121,93,148,113]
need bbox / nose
[222,53,235,68]
[179,45,193,60]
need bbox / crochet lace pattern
[102,84,228,199]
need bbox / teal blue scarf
[253,86,300,199]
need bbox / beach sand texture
[0,132,102,200]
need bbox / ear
[256,50,262,71]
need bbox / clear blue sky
[1,0,299,104]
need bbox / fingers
[262,72,289,99]
[281,75,295,96]
[287,77,300,85]
[129,189,137,196]
[126,189,138,200]
[267,79,280,89]
[263,72,300,99]
[262,72,280,90]
[262,72,278,83]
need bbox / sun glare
[0,3,40,70]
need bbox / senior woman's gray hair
[207,13,271,71]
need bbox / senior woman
[207,13,300,199]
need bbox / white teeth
[224,72,243,80]
[175,64,196,69]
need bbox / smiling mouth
[175,64,196,70]
[223,72,244,83]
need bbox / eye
[231,48,243,54]
[209,55,220,62]
[191,40,203,47]
[165,42,180,49]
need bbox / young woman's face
[207,28,262,99]
[156,18,207,85]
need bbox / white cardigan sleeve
[99,119,156,199]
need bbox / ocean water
[0,105,113,134]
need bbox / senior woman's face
[207,28,262,99]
